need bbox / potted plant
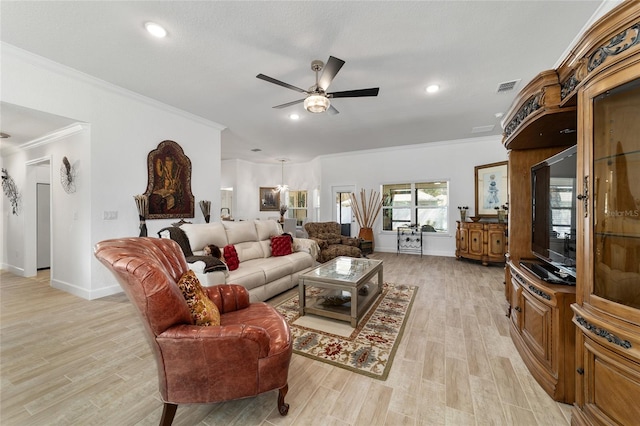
[458,206,469,222]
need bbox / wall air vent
[496,79,521,93]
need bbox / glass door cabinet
[572,60,640,426]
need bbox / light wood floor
[1,253,572,425]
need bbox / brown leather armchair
[304,221,362,262]
[94,237,291,425]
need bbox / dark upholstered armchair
[304,221,362,263]
[94,237,291,425]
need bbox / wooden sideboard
[455,221,507,265]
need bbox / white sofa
[160,219,319,302]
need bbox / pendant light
[275,159,289,193]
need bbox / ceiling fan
[256,56,379,115]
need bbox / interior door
[36,183,51,270]
[333,185,355,237]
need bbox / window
[549,178,574,239]
[382,181,449,232]
[287,190,307,226]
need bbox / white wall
[223,136,506,258]
[222,159,321,221]
[318,136,507,256]
[1,43,225,299]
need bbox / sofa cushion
[226,261,267,290]
[234,241,265,262]
[271,235,292,257]
[255,219,281,241]
[181,223,228,254]
[223,244,240,271]
[176,270,220,326]
[223,221,259,244]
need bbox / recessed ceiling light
[495,112,504,119]
[145,22,167,38]
[289,113,300,120]
[425,84,440,94]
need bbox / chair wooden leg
[277,384,289,416]
[159,402,178,426]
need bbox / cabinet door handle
[514,306,521,312]
[576,175,589,217]
[577,368,584,375]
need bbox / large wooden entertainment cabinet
[502,2,640,424]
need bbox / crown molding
[1,42,226,132]
[20,123,89,151]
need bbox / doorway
[333,185,356,237]
[37,183,51,270]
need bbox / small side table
[360,240,373,256]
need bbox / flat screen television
[525,145,578,285]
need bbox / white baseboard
[0,264,26,276]
[51,279,122,300]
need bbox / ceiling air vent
[471,125,495,133]
[496,79,521,93]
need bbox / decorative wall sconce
[2,168,20,215]
[199,200,211,223]
[60,156,77,194]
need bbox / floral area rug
[275,282,417,380]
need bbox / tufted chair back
[94,237,291,425]
[304,222,362,262]
[305,221,342,237]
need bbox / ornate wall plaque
[144,140,194,219]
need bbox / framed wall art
[144,140,195,219]
[259,187,280,211]
[474,161,508,217]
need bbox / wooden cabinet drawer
[579,336,640,425]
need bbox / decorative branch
[199,200,211,223]
[134,194,148,237]
[350,189,382,229]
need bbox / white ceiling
[1,1,611,163]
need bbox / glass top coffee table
[298,256,383,327]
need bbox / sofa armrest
[205,284,251,314]
[309,237,328,250]
[340,236,360,247]
[157,323,271,358]
[293,238,321,261]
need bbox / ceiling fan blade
[273,99,305,109]
[257,74,307,94]
[328,88,380,98]
[327,105,340,115]
[318,56,345,91]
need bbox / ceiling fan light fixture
[304,94,330,113]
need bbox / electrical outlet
[103,211,118,220]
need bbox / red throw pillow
[223,244,239,271]
[271,235,292,257]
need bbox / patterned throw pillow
[223,244,240,271]
[176,270,220,326]
[271,235,292,257]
